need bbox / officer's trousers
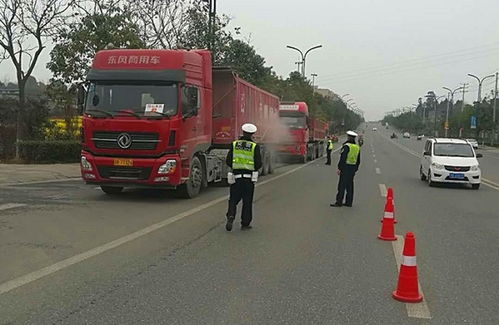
[335,167,356,206]
[227,178,255,226]
[326,149,332,165]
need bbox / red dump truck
[79,49,279,198]
[278,102,328,162]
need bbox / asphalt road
[1,129,498,324]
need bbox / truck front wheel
[100,186,123,195]
[178,156,203,199]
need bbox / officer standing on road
[331,131,361,207]
[325,136,334,165]
[225,123,262,231]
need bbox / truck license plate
[113,159,133,167]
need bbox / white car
[466,138,479,149]
[420,138,482,189]
[403,132,410,138]
[372,127,377,131]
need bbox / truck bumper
[80,151,182,187]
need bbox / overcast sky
[1,0,499,120]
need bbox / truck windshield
[434,143,474,157]
[85,82,178,116]
[280,116,306,129]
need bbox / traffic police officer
[225,123,262,231]
[331,131,361,207]
[325,136,334,165]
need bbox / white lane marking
[0,151,338,296]
[375,168,381,175]
[383,134,499,191]
[379,184,387,197]
[374,159,377,163]
[392,235,432,319]
[373,154,376,159]
[0,203,27,211]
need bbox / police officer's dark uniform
[325,137,334,165]
[331,131,361,207]
[225,123,262,231]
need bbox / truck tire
[100,186,123,195]
[177,156,203,199]
[472,184,480,190]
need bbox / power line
[319,42,499,81]
[321,51,499,83]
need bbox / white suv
[420,138,482,189]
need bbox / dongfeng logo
[117,133,132,149]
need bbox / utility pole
[295,61,302,73]
[311,73,318,90]
[493,72,498,146]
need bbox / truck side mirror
[76,84,86,114]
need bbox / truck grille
[445,166,470,172]
[92,131,160,150]
[97,166,152,180]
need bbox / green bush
[18,140,81,163]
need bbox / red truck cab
[278,102,327,162]
[80,49,218,197]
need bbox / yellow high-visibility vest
[232,140,256,170]
[327,140,334,150]
[346,143,360,165]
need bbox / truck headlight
[431,162,444,170]
[81,156,93,171]
[470,165,479,171]
[158,160,176,174]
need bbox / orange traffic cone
[381,188,397,223]
[393,232,423,303]
[378,198,397,241]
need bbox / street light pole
[286,45,322,76]
[443,86,464,137]
[493,72,498,146]
[468,73,495,139]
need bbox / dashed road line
[0,150,341,297]
[0,203,27,211]
[379,184,387,197]
[374,159,378,163]
[392,235,432,319]
[375,168,381,175]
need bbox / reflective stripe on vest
[346,143,360,165]
[232,140,256,170]
[327,140,334,150]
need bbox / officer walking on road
[325,136,334,165]
[331,131,361,207]
[225,123,262,231]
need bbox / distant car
[403,132,410,138]
[420,138,482,189]
[417,135,424,140]
[372,127,377,131]
[390,133,398,139]
[466,138,479,149]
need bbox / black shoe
[330,203,342,207]
[225,216,234,231]
[241,225,253,230]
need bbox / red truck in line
[79,49,279,198]
[278,102,329,162]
